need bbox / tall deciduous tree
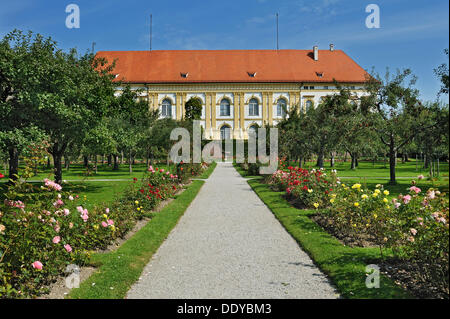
[362,69,435,184]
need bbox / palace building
[96,45,369,139]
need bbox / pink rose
[418,175,424,180]
[101,221,108,228]
[52,236,61,244]
[107,219,114,226]
[76,206,84,213]
[410,228,417,236]
[32,261,43,270]
[409,186,421,194]
[105,208,110,214]
[402,195,412,204]
[63,208,70,216]
[64,244,72,253]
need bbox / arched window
[305,100,313,112]
[161,99,172,118]
[248,124,258,137]
[249,98,259,116]
[277,99,287,117]
[220,125,231,140]
[220,99,231,116]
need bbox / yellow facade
[124,82,365,140]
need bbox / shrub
[268,166,338,209]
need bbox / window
[220,125,231,140]
[249,98,259,116]
[305,100,313,111]
[323,86,329,90]
[277,99,287,117]
[309,86,315,90]
[303,86,309,90]
[248,124,258,137]
[220,99,231,116]
[161,99,172,118]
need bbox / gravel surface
[126,162,339,299]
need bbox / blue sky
[1,0,448,102]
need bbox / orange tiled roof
[95,49,368,84]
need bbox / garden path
[126,162,338,299]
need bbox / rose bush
[323,180,449,294]
[0,162,210,298]
[268,165,338,209]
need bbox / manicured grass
[247,178,412,299]
[287,159,449,178]
[197,162,217,179]
[68,180,205,299]
[232,162,260,179]
[10,163,172,181]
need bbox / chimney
[330,44,334,51]
[313,46,319,61]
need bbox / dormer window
[316,72,324,78]
[180,72,189,78]
[247,72,257,77]
[114,74,120,79]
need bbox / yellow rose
[137,207,141,211]
[383,198,388,203]
[93,225,99,230]
[374,189,381,194]
[330,199,335,204]
[135,200,139,205]
[372,192,379,198]
[313,203,319,208]
[352,183,361,189]
[307,189,313,193]
[373,214,378,218]
[383,190,389,196]
[103,214,108,219]
[354,202,359,207]
[361,194,368,200]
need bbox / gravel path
[126,162,338,299]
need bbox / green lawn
[247,177,411,299]
[287,159,449,178]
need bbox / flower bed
[0,163,209,298]
[266,163,449,298]
[268,166,338,209]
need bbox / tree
[0,30,49,180]
[184,97,203,120]
[434,49,449,96]
[112,86,158,173]
[362,69,436,184]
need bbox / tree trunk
[113,154,119,171]
[83,155,89,167]
[330,153,335,168]
[424,154,430,169]
[316,149,324,168]
[47,157,51,169]
[389,144,396,185]
[350,154,357,170]
[53,152,63,184]
[107,154,112,166]
[298,156,303,168]
[121,151,124,164]
[129,151,132,173]
[8,147,19,181]
[94,155,98,174]
[355,156,359,167]
[64,155,70,170]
